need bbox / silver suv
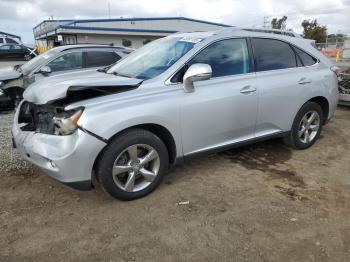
[12,28,339,200]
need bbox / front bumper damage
[12,101,106,190]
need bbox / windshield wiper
[112,72,132,78]
[97,64,113,73]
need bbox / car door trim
[183,131,289,161]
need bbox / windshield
[107,36,199,80]
[20,48,60,74]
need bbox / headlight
[0,89,4,96]
[53,108,84,135]
[0,81,3,87]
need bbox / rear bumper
[12,103,106,190]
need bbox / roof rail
[240,27,300,37]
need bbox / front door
[178,38,258,155]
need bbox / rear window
[84,51,121,68]
[0,38,3,44]
[6,38,17,44]
[251,38,297,71]
[293,46,317,66]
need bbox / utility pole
[108,1,111,19]
[263,16,269,28]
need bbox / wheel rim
[298,110,320,144]
[112,144,160,193]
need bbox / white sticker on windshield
[179,37,203,44]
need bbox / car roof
[51,44,133,53]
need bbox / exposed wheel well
[131,124,177,164]
[94,124,177,175]
[3,86,24,98]
[308,96,329,124]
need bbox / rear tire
[96,128,169,200]
[283,102,324,149]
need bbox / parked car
[12,28,339,200]
[0,44,133,109]
[0,44,37,61]
[0,36,21,46]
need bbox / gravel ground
[0,107,350,262]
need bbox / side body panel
[179,73,258,155]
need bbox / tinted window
[252,38,297,71]
[47,52,83,72]
[171,38,250,82]
[190,38,250,78]
[0,38,3,43]
[6,38,17,44]
[293,46,317,66]
[11,45,22,50]
[85,51,121,68]
[0,45,10,50]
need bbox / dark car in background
[0,44,133,109]
[0,44,37,61]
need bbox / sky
[0,0,349,44]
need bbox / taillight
[331,66,341,78]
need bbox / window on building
[122,39,132,47]
[84,51,121,68]
[251,38,297,71]
[47,52,83,72]
[293,46,318,67]
[5,38,17,44]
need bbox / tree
[271,16,287,30]
[301,19,327,43]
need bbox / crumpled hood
[24,70,143,104]
[0,66,21,81]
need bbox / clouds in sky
[0,0,349,43]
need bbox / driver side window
[47,52,83,72]
[171,38,250,83]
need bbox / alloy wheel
[112,144,160,192]
[298,110,320,144]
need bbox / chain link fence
[315,37,350,61]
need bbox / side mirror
[39,66,52,75]
[183,63,212,93]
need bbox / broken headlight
[53,107,84,135]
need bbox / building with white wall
[33,17,230,49]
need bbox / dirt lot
[1,59,350,261]
[0,107,349,262]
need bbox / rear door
[251,38,318,136]
[10,45,24,58]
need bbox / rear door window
[84,51,121,68]
[0,38,3,44]
[0,45,11,50]
[293,46,317,66]
[251,38,297,71]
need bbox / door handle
[298,77,312,85]
[240,85,257,94]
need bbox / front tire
[283,102,324,149]
[96,128,169,200]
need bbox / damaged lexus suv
[12,28,339,200]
